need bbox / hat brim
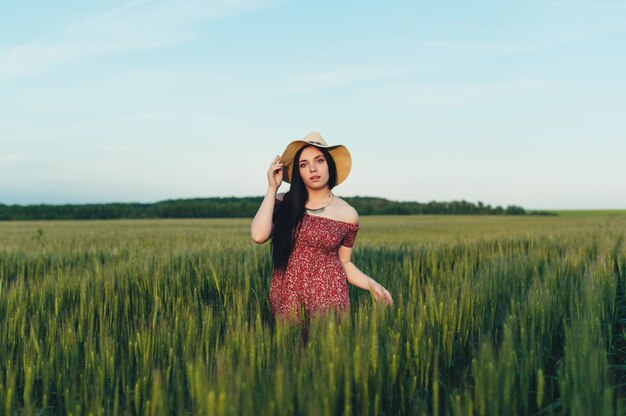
[281,140,352,185]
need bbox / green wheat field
[1,214,625,415]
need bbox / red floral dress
[270,212,360,322]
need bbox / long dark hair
[271,145,338,271]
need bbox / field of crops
[1,214,625,415]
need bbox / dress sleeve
[340,225,360,248]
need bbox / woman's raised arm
[251,156,283,244]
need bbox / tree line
[0,196,554,220]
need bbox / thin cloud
[363,78,550,109]
[0,0,271,81]
[126,64,409,114]
[545,1,626,11]
[415,40,536,54]
[290,65,399,94]
[0,154,23,163]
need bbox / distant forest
[0,197,555,220]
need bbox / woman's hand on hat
[267,155,283,191]
[368,279,393,306]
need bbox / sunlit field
[1,214,625,415]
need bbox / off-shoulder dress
[270,209,359,322]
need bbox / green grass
[547,210,626,217]
[1,215,625,415]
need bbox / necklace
[305,193,334,214]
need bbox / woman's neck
[306,187,333,204]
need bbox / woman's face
[298,146,329,190]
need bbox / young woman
[251,132,393,323]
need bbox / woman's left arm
[339,245,393,305]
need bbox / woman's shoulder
[333,196,359,225]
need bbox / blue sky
[1,0,625,209]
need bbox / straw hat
[281,132,352,185]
